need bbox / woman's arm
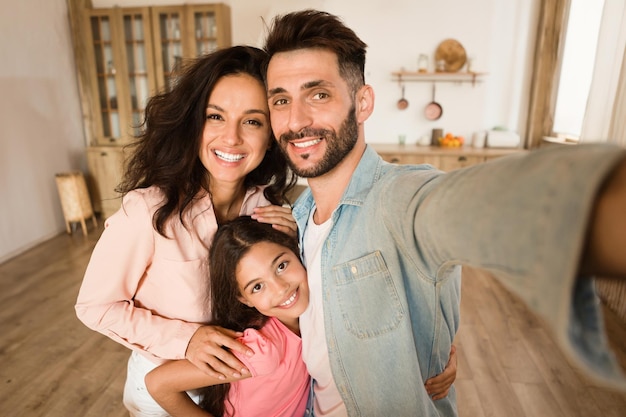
[251,205,298,237]
[186,325,253,379]
[75,192,200,358]
[145,359,251,417]
[75,192,251,376]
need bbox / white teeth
[280,291,297,306]
[215,150,244,162]
[293,138,322,148]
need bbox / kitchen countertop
[369,143,525,156]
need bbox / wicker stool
[55,171,98,236]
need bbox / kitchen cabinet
[84,7,157,146]
[86,146,128,218]
[372,144,524,171]
[151,4,232,92]
[75,3,231,216]
[83,4,231,145]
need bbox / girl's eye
[251,283,263,293]
[276,261,288,273]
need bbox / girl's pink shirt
[75,185,270,363]
[225,317,310,417]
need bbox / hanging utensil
[397,84,409,110]
[424,83,443,120]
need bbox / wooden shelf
[391,71,486,86]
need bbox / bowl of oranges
[438,132,464,147]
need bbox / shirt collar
[293,144,382,221]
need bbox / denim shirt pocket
[331,251,405,339]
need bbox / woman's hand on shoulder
[186,325,253,380]
[251,205,298,237]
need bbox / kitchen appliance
[486,130,520,148]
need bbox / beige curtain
[608,45,626,146]
[580,0,626,144]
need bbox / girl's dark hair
[118,46,296,236]
[262,9,368,95]
[199,216,300,416]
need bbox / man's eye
[272,98,288,106]
[312,92,329,100]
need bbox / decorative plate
[434,39,467,72]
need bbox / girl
[75,46,297,416]
[145,216,310,417]
[145,216,458,416]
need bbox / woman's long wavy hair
[118,46,296,236]
[199,216,301,416]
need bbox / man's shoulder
[376,160,441,186]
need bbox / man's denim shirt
[292,144,626,416]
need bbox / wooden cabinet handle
[458,156,467,162]
[391,157,400,163]
[100,152,108,157]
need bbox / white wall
[93,0,539,144]
[0,0,86,263]
[0,0,538,263]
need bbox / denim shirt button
[351,266,357,274]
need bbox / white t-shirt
[300,209,347,417]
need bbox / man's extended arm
[581,157,626,279]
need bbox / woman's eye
[206,113,223,121]
[244,119,262,127]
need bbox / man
[262,9,626,417]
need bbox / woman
[75,46,297,416]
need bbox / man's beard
[278,106,358,178]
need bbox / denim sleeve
[390,144,626,390]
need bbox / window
[552,0,604,141]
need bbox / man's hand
[185,325,254,380]
[425,345,457,400]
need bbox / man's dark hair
[263,9,368,95]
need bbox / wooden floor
[1,225,625,417]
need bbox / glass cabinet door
[187,4,231,55]
[152,5,231,92]
[192,9,218,55]
[152,7,184,91]
[86,8,156,144]
[121,9,156,137]
[89,13,121,141]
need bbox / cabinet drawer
[380,153,439,166]
[439,155,484,171]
